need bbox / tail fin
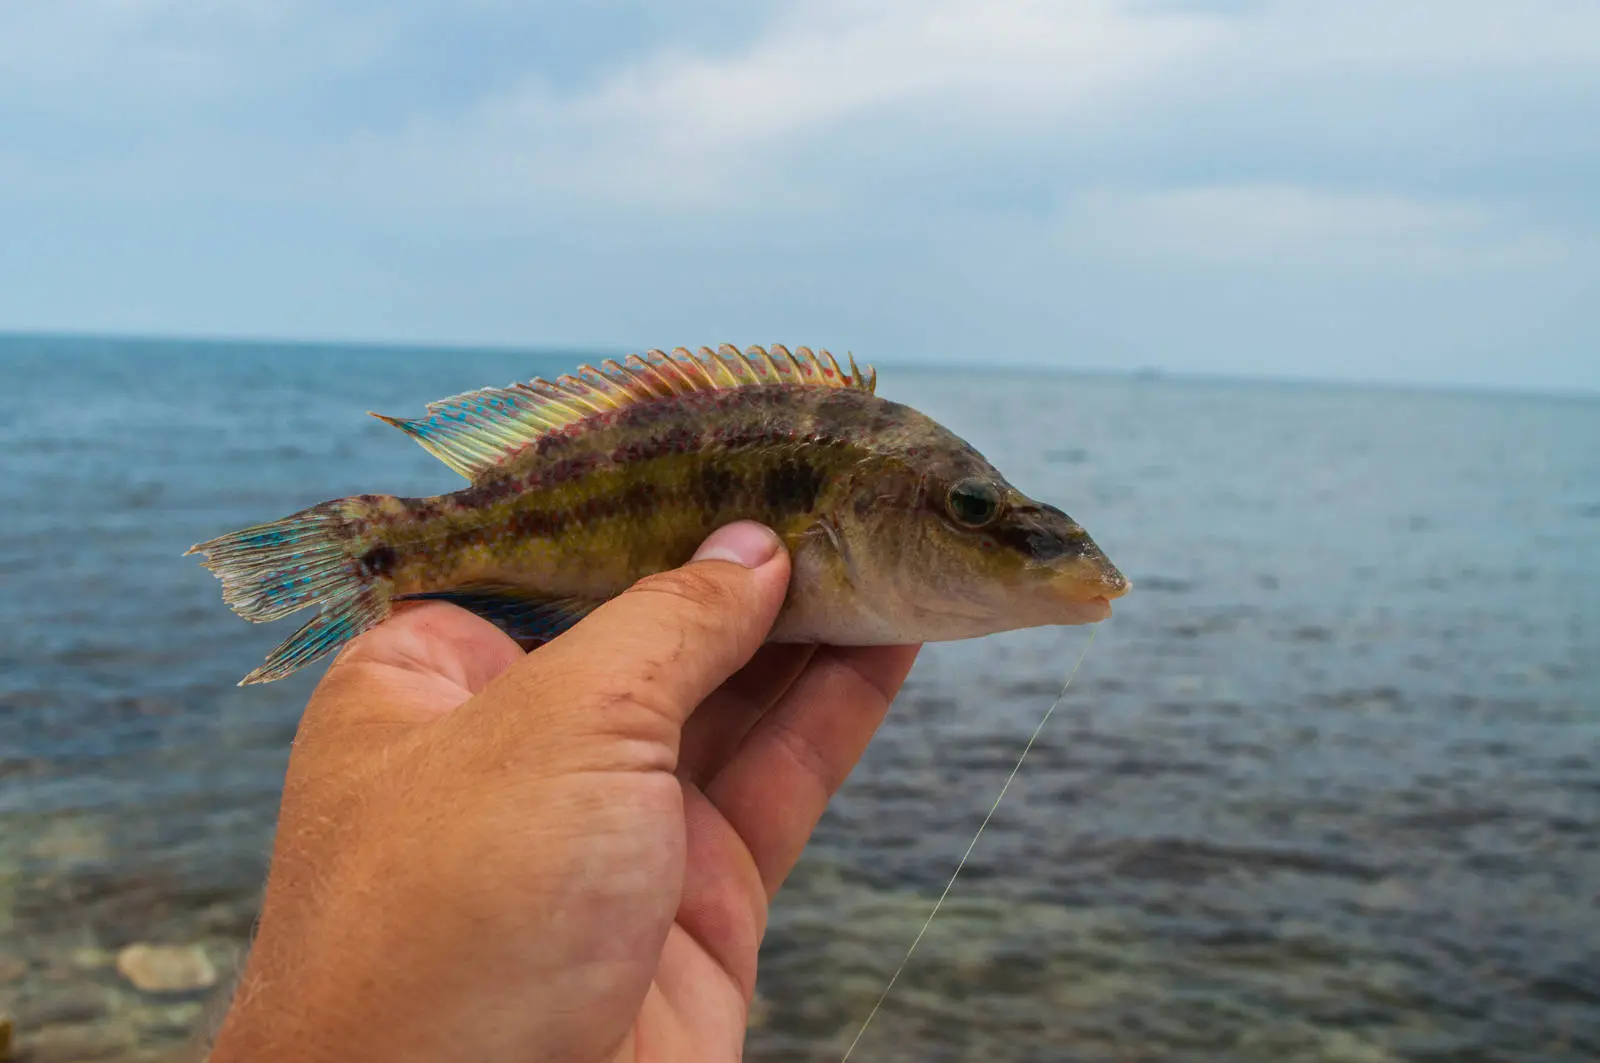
[186,499,393,685]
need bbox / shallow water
[2,335,1596,1061]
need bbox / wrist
[204,903,426,1063]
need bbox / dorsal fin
[372,344,877,482]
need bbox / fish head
[832,432,1130,641]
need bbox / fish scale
[188,344,1129,685]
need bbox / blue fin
[399,585,601,645]
[186,499,395,685]
[241,589,388,685]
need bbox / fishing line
[838,625,1100,1063]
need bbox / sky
[1,0,1596,392]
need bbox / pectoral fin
[398,585,602,646]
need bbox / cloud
[0,1,386,113]
[342,0,1226,211]
[0,0,1594,389]
[1237,0,1600,72]
[321,0,1600,213]
[1053,185,1570,275]
[566,0,1217,147]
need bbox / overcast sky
[2,1,1595,391]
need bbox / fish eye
[946,479,1002,528]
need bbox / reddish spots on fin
[370,345,875,483]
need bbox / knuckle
[630,566,743,630]
[566,657,684,745]
[765,715,844,797]
[581,666,665,716]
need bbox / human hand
[206,521,920,1063]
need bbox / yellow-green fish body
[189,345,1130,684]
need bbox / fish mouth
[1046,557,1131,623]
[1065,594,1114,623]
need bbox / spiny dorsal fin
[372,344,876,481]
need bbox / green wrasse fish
[188,344,1130,685]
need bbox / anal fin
[398,585,601,647]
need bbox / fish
[187,344,1131,685]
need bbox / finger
[338,600,525,694]
[471,521,791,754]
[678,643,816,788]
[307,601,525,730]
[706,644,920,897]
[672,783,768,998]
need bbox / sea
[1,333,1596,1062]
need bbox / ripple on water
[3,343,1598,1061]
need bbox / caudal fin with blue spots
[186,499,392,685]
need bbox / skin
[205,521,920,1063]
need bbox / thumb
[481,521,791,744]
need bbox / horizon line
[1,326,1593,403]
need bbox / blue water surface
[0,334,1596,1062]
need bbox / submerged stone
[115,944,217,994]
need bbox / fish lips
[1041,553,1131,623]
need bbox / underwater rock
[115,944,217,994]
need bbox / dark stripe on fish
[763,456,826,515]
[695,463,739,512]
